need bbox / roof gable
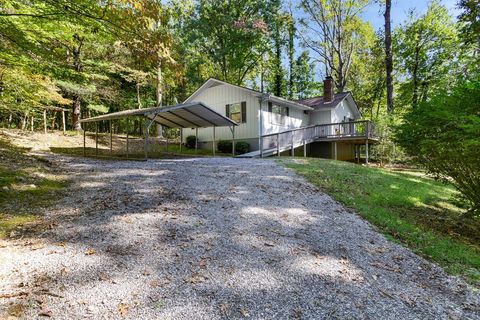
[184,78,313,111]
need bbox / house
[182,77,377,162]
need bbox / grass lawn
[0,137,68,238]
[280,158,480,286]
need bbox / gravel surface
[1,155,479,319]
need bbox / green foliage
[217,140,232,153]
[281,158,480,284]
[394,1,459,109]
[185,135,197,149]
[395,78,480,216]
[234,141,250,154]
[292,51,319,99]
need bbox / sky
[361,0,460,30]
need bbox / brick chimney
[323,76,334,103]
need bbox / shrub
[217,140,232,153]
[395,78,480,216]
[185,135,197,149]
[235,141,250,154]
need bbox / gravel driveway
[1,156,479,319]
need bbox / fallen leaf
[239,307,250,317]
[85,248,96,255]
[198,259,208,269]
[219,302,228,314]
[185,272,208,284]
[150,279,160,288]
[118,303,129,316]
[38,309,53,317]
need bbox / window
[226,102,246,123]
[268,102,289,125]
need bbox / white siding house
[182,78,311,150]
[181,77,371,160]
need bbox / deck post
[62,110,66,133]
[83,125,86,157]
[195,127,198,154]
[95,122,98,157]
[232,126,235,157]
[276,133,280,157]
[43,109,47,133]
[303,139,307,157]
[365,139,369,164]
[333,141,337,160]
[356,145,360,163]
[291,132,294,156]
[31,116,34,132]
[260,135,263,158]
[110,120,113,156]
[212,126,216,156]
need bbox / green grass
[0,137,68,238]
[280,158,480,285]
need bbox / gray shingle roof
[296,92,351,110]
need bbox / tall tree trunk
[384,0,394,114]
[287,15,296,99]
[412,46,420,108]
[72,34,84,131]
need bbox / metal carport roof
[79,102,238,128]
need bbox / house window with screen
[268,102,289,125]
[226,102,246,123]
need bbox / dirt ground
[0,145,478,319]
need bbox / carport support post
[212,126,216,156]
[365,139,369,164]
[144,120,149,160]
[43,109,47,133]
[195,128,198,153]
[232,126,235,157]
[83,125,86,157]
[62,110,66,133]
[109,120,113,156]
[126,120,129,159]
[95,122,98,157]
[303,139,307,157]
[179,129,182,153]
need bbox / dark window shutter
[286,107,289,117]
[226,104,230,118]
[241,101,247,123]
[268,102,272,113]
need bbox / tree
[395,77,480,216]
[395,2,458,109]
[292,51,319,99]
[188,0,270,85]
[384,0,394,114]
[458,0,480,56]
[299,0,370,92]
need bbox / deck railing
[259,120,376,157]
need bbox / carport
[79,102,238,159]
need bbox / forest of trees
[1,1,479,211]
